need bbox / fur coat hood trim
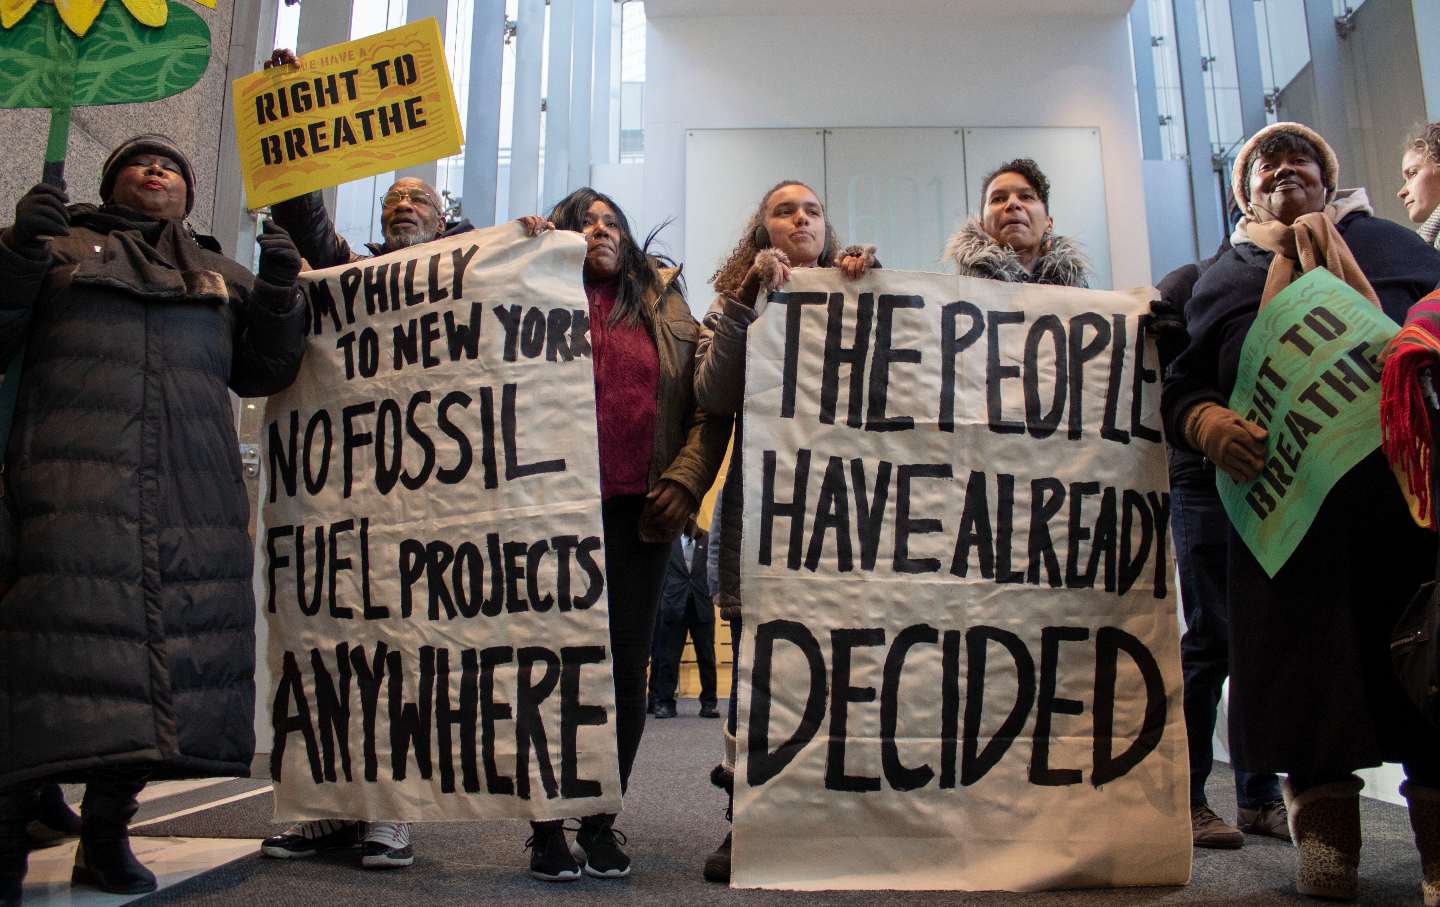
[944,218,1090,288]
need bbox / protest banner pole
[39,9,75,187]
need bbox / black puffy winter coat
[0,205,306,786]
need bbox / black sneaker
[361,822,414,869]
[526,824,580,882]
[573,820,631,879]
[260,820,362,858]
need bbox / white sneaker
[361,821,414,868]
[260,820,361,858]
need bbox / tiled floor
[23,836,260,906]
[24,778,263,905]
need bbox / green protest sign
[0,0,211,184]
[1218,267,1399,577]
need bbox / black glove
[9,182,69,256]
[1146,296,1189,370]
[256,219,302,290]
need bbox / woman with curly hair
[517,188,728,882]
[692,180,877,884]
[944,157,1090,288]
[1400,123,1440,252]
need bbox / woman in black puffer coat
[0,136,306,901]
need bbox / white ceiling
[645,0,1136,18]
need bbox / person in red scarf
[517,189,727,882]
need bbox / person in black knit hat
[0,134,306,904]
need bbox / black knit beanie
[99,134,196,215]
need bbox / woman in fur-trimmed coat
[944,157,1090,288]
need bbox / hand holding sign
[1187,401,1268,482]
[836,244,878,280]
[255,221,302,290]
[736,249,791,308]
[1218,268,1399,577]
[265,48,299,69]
[517,215,555,237]
[9,183,70,255]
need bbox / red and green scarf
[1381,288,1440,529]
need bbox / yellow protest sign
[231,18,462,209]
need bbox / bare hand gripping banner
[258,226,622,822]
[733,269,1189,890]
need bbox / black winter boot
[71,776,156,895]
[26,784,81,849]
[1,784,37,906]
[703,763,734,884]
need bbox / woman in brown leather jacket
[691,179,877,883]
[518,188,727,882]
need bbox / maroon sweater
[588,278,658,500]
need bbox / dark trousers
[725,617,741,814]
[601,495,671,793]
[648,596,717,707]
[533,495,668,833]
[1171,456,1281,810]
[1,772,146,841]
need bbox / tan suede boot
[1401,781,1440,907]
[1282,775,1363,901]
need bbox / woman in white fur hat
[1163,121,1440,903]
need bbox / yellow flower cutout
[2,0,216,36]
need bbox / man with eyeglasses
[269,175,472,269]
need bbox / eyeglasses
[381,188,438,210]
[125,156,182,175]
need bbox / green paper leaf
[0,1,211,110]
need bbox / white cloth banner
[734,269,1189,890]
[258,225,622,822]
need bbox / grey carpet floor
[132,706,1426,905]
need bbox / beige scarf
[1242,204,1380,310]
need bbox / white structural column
[296,0,354,213]
[508,0,546,217]
[1129,1,1163,160]
[1418,0,1440,121]
[214,0,278,257]
[1300,0,1355,176]
[590,0,614,168]
[1228,0,1268,139]
[1171,0,1223,256]
[543,0,575,208]
[396,0,449,188]
[567,0,595,190]
[463,0,506,226]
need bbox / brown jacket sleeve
[659,398,730,503]
[650,277,731,502]
[693,293,760,417]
